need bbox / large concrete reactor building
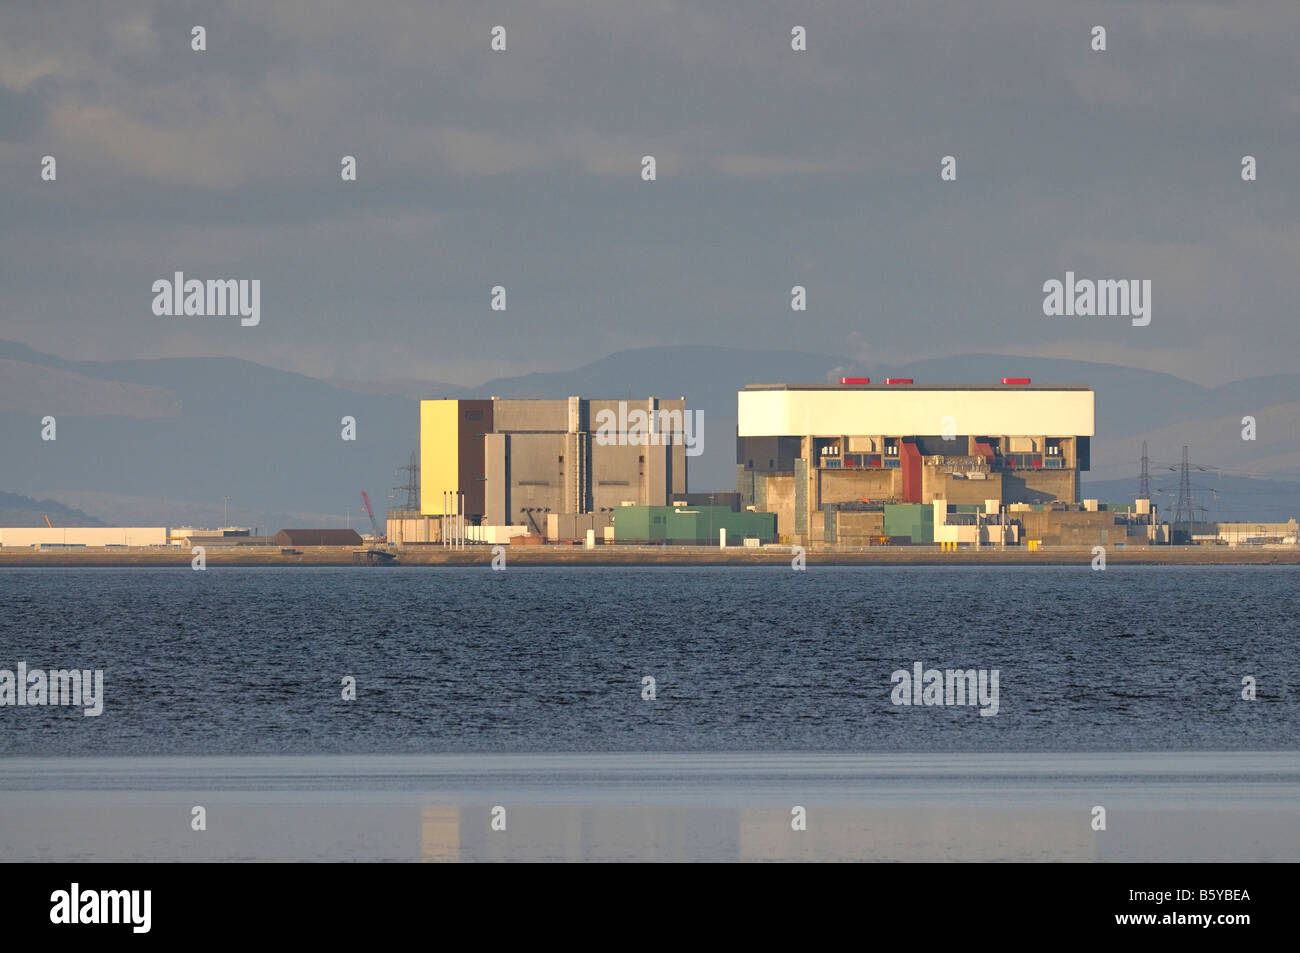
[737,381,1095,539]
[420,397,690,533]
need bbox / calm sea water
[1,566,1297,754]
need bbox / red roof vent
[839,377,871,384]
[883,378,913,385]
[1001,377,1031,385]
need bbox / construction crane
[43,514,53,528]
[360,491,386,543]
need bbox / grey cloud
[0,0,1298,384]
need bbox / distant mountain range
[2,339,1296,524]
[0,490,105,528]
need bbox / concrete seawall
[1,545,1298,567]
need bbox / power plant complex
[375,380,1282,549]
[736,381,1095,541]
[4,379,1296,553]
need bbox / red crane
[360,491,386,542]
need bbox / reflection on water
[3,752,1298,861]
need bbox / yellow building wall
[420,400,461,515]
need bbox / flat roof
[743,383,1092,391]
[738,387,1095,436]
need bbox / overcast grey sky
[2,0,1297,386]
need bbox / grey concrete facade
[471,397,689,529]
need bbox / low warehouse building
[545,511,614,542]
[883,503,935,544]
[274,529,363,547]
[0,527,168,547]
[1010,503,1155,546]
[1216,520,1298,545]
[612,505,776,545]
[822,507,887,544]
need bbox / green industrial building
[882,503,935,544]
[612,505,776,544]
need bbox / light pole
[222,496,230,529]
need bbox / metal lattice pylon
[391,450,420,512]
[1171,445,1194,539]
[1139,440,1150,500]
